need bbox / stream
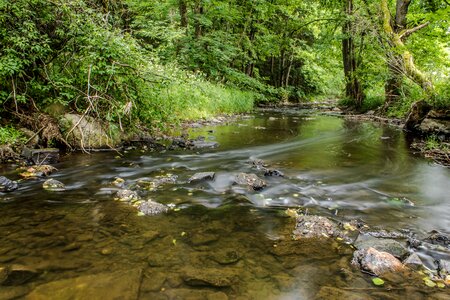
[0,109,449,299]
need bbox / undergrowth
[0,126,25,146]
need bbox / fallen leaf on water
[172,239,177,246]
[372,278,384,286]
[181,232,186,237]
[436,282,445,288]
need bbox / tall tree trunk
[380,0,433,111]
[342,0,364,108]
[179,0,188,28]
[285,52,294,87]
[194,1,203,39]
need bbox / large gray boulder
[59,114,121,149]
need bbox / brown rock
[352,247,405,276]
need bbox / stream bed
[1,109,449,299]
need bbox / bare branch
[399,22,430,40]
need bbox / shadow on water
[0,110,449,299]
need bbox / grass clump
[0,126,25,146]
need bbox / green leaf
[372,278,385,286]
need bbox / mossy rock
[59,114,121,149]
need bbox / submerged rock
[353,234,408,259]
[25,268,142,300]
[234,173,266,191]
[352,247,405,276]
[209,250,241,265]
[315,286,371,300]
[0,264,40,286]
[18,165,57,179]
[293,215,343,239]
[182,268,236,287]
[188,172,215,184]
[42,179,66,191]
[0,176,18,192]
[137,200,168,216]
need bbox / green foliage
[0,126,25,145]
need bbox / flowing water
[0,109,449,299]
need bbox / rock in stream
[352,247,405,276]
[0,176,18,192]
[234,173,266,191]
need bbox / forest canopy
[0,0,449,138]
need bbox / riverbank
[1,100,449,167]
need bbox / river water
[0,109,449,299]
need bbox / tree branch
[399,22,430,40]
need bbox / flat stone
[352,247,405,276]
[316,287,371,300]
[25,268,142,300]
[188,172,215,184]
[137,200,168,216]
[209,250,241,265]
[234,173,266,191]
[140,272,166,292]
[206,292,228,300]
[22,148,59,165]
[0,177,18,192]
[0,286,31,300]
[293,215,343,239]
[353,234,408,258]
[190,233,220,246]
[182,268,236,287]
[142,230,160,243]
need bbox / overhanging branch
[399,22,430,40]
